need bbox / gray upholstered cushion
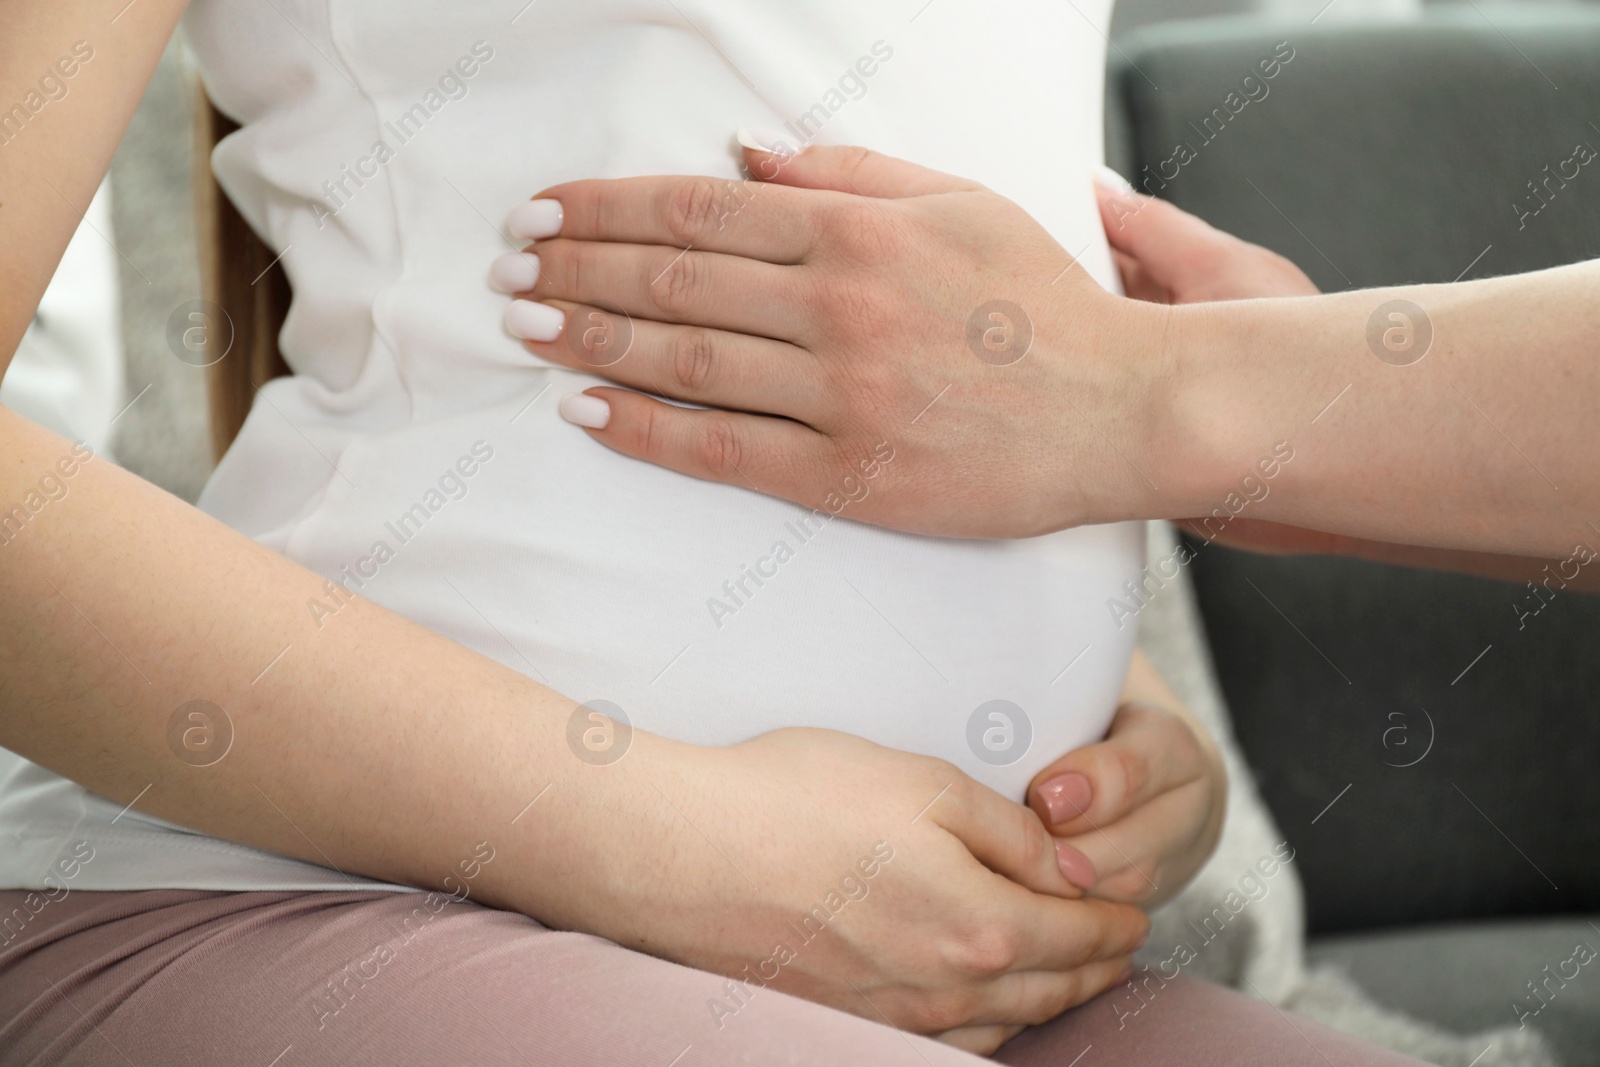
[1309,918,1600,1066]
[1109,6,1600,934]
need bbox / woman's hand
[499,144,1182,539]
[561,726,1148,1056]
[1026,650,1226,909]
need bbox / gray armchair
[1108,6,1600,1062]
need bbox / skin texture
[523,144,1600,559]
[1095,182,1600,593]
[1037,651,1225,912]
[519,151,1174,538]
[0,6,1224,1054]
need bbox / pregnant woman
[0,1,1425,1064]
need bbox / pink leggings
[0,888,1425,1066]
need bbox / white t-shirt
[0,0,1143,892]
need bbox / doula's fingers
[1092,176,1230,293]
[560,387,834,501]
[524,301,826,423]
[736,134,983,198]
[1111,248,1172,304]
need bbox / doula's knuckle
[695,417,745,477]
[664,177,727,245]
[651,250,704,316]
[669,328,718,394]
[629,401,668,459]
[839,145,878,184]
[816,274,890,345]
[553,241,586,295]
[822,201,893,264]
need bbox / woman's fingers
[929,956,1134,1042]
[528,240,810,340]
[1059,784,1210,902]
[935,1024,1024,1056]
[527,174,846,263]
[525,302,826,424]
[931,776,1097,899]
[1028,703,1207,836]
[991,891,1149,975]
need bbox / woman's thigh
[0,889,1425,1067]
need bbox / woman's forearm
[0,410,1155,1037]
[1166,261,1600,557]
[0,406,656,921]
[0,0,188,368]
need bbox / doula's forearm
[0,406,661,922]
[0,0,188,371]
[1167,260,1600,557]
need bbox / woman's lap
[0,889,1424,1067]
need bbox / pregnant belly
[267,374,1146,801]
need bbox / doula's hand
[554,727,1148,1056]
[495,143,1182,539]
[1093,171,1320,303]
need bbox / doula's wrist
[1143,299,1277,521]
[1099,297,1240,525]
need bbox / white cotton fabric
[1,180,123,456]
[0,0,1143,892]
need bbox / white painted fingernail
[489,252,540,293]
[507,199,564,240]
[505,299,564,342]
[1092,165,1136,194]
[735,125,800,157]
[559,392,611,429]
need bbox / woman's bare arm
[0,405,640,911]
[0,0,190,368]
[0,408,1151,1044]
[3,4,559,901]
[1,16,1150,1036]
